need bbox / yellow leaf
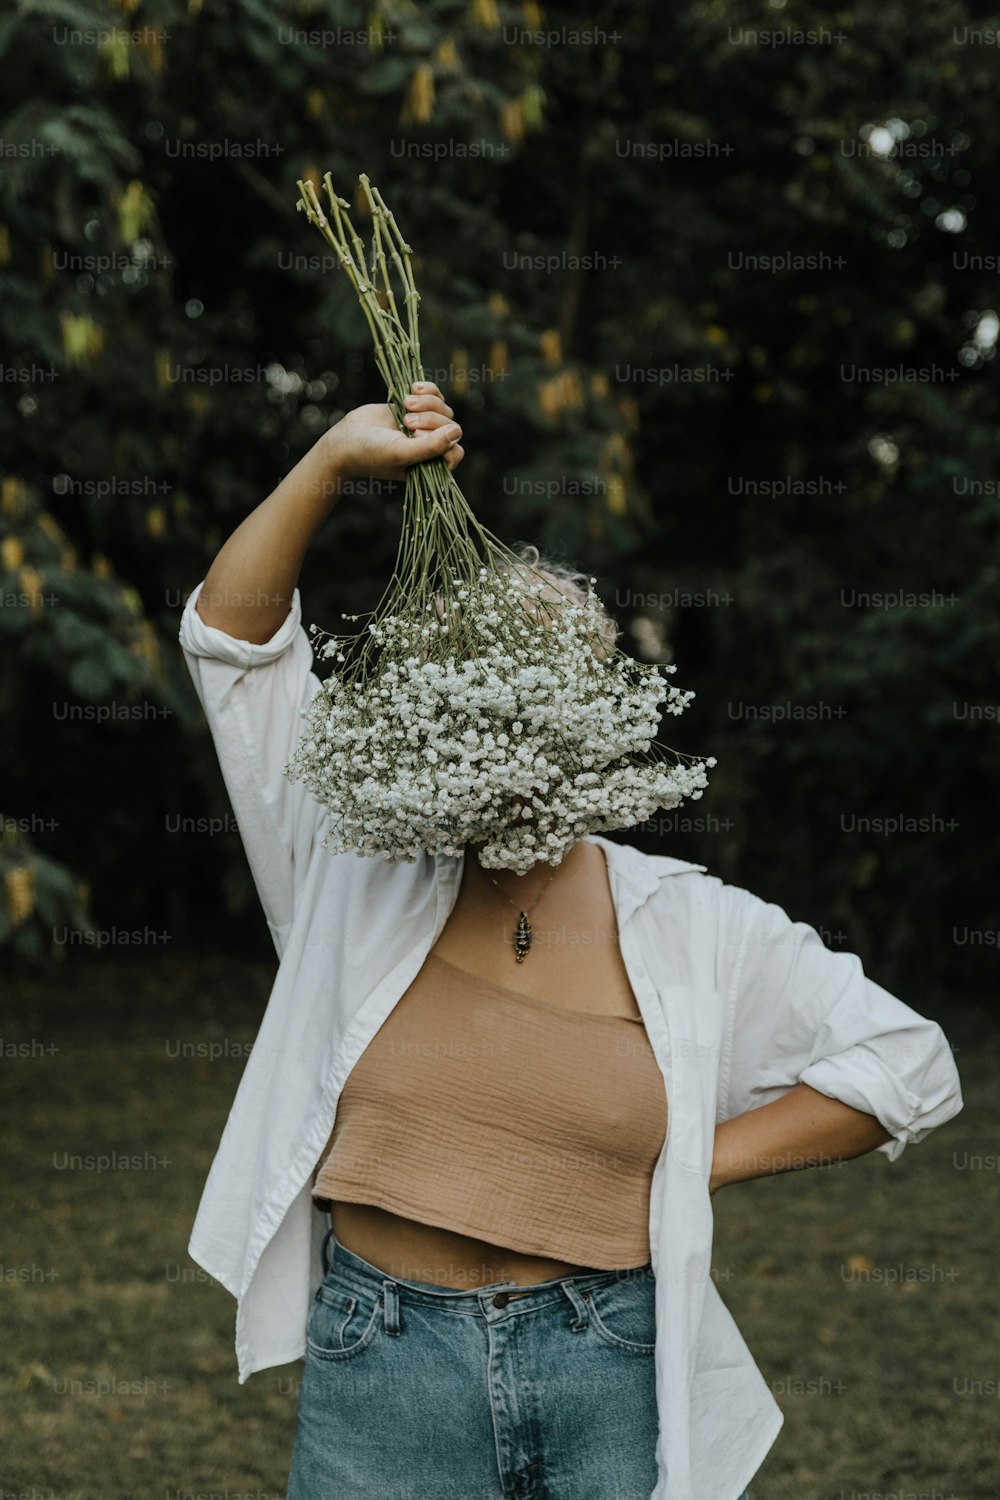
[137,27,166,74]
[147,505,166,538]
[537,379,558,422]
[522,1,544,27]
[470,0,500,26]
[60,313,105,367]
[133,620,161,673]
[306,89,326,120]
[538,372,579,422]
[446,349,466,395]
[100,34,131,79]
[560,369,584,410]
[401,64,435,125]
[1,535,24,570]
[705,324,727,346]
[1,478,25,516]
[434,38,460,69]
[92,553,112,578]
[37,512,64,543]
[606,475,627,515]
[20,566,45,613]
[488,340,507,376]
[5,865,35,926]
[618,394,640,433]
[0,224,10,265]
[488,291,509,318]
[500,99,524,144]
[114,180,154,244]
[539,328,561,366]
[845,1254,875,1274]
[522,85,545,130]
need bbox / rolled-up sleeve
[720,885,963,1161]
[177,580,326,954]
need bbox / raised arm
[196,381,464,642]
[179,381,463,953]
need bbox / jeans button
[492,1291,510,1308]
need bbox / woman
[178,381,963,1500]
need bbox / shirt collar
[434,832,705,931]
[586,833,706,924]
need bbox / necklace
[481,863,559,963]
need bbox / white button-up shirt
[178,580,963,1500]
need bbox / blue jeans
[287,1225,752,1499]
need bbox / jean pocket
[305,1280,382,1362]
[580,1273,656,1355]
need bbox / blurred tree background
[2,0,998,1000]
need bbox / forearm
[195,380,462,644]
[709,1081,894,1195]
[197,429,345,644]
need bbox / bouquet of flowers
[283,172,716,873]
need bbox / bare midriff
[328,838,653,1294]
[329,1202,612,1292]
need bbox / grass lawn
[2,953,994,1500]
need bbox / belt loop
[382,1278,401,1336]
[560,1279,591,1332]
[321,1225,335,1275]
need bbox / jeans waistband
[322,1226,654,1309]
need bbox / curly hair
[494,542,622,661]
[432,543,621,661]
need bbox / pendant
[514,911,532,963]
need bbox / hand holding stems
[198,171,467,647]
[195,378,462,645]
[295,171,567,648]
[323,379,464,484]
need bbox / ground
[2,953,993,1499]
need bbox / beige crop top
[311,951,668,1268]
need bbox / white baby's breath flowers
[284,563,716,874]
[285,172,716,872]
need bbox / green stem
[296,172,643,682]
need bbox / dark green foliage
[2,0,996,996]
